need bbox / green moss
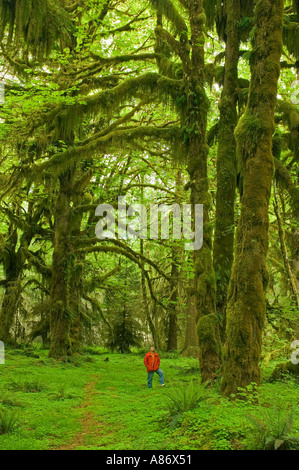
[197,314,222,383]
[269,361,299,382]
[235,112,264,173]
[196,12,207,25]
[203,0,217,29]
[222,0,284,398]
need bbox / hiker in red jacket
[144,346,165,388]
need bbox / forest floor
[0,347,298,450]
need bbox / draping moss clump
[276,100,299,161]
[205,0,254,41]
[283,23,299,59]
[150,0,188,35]
[0,0,73,59]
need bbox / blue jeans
[147,368,164,388]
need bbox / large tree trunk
[213,0,240,338]
[290,228,299,303]
[182,278,199,358]
[221,0,284,396]
[0,205,45,344]
[152,0,222,378]
[273,157,299,304]
[68,174,91,353]
[68,256,83,354]
[167,246,179,351]
[167,171,183,352]
[49,171,73,359]
[0,227,21,344]
[273,181,299,305]
[0,275,21,344]
[289,196,299,305]
[187,0,222,382]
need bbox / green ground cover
[0,348,298,450]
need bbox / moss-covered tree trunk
[0,223,20,343]
[221,0,284,396]
[48,171,73,359]
[273,157,299,305]
[167,171,183,352]
[290,201,299,305]
[167,245,179,351]
[187,0,222,382]
[68,172,92,353]
[273,181,299,305]
[151,0,222,378]
[0,271,21,344]
[182,278,199,358]
[68,242,84,354]
[213,0,240,338]
[0,209,41,344]
[290,228,299,303]
[141,270,159,348]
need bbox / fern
[163,380,207,417]
[0,408,18,435]
[246,402,299,450]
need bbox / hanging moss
[283,21,299,59]
[32,124,179,177]
[272,131,282,159]
[74,73,184,121]
[240,0,254,18]
[150,0,188,35]
[214,0,254,42]
[203,0,217,29]
[276,100,299,130]
[0,0,73,59]
[158,57,183,80]
[204,63,224,88]
[276,99,299,160]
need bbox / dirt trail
[57,375,102,450]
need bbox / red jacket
[144,352,160,372]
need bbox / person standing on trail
[143,346,165,389]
